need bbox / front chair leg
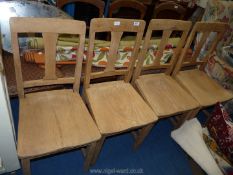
[21,158,31,175]
[91,136,105,166]
[84,142,97,171]
[133,123,154,150]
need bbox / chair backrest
[57,0,105,18]
[132,19,192,82]
[153,1,186,20]
[109,0,147,19]
[84,18,145,89]
[10,17,86,98]
[172,22,228,76]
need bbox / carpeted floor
[9,97,202,175]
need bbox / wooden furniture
[10,17,101,174]
[132,19,200,126]
[153,1,186,20]
[172,22,233,107]
[83,18,158,164]
[57,0,105,27]
[109,0,147,19]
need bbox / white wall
[0,68,20,173]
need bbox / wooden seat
[175,67,233,107]
[172,22,233,108]
[18,89,100,158]
[135,73,199,117]
[10,17,101,174]
[86,81,156,134]
[83,18,158,165]
[132,19,199,125]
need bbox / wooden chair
[83,18,158,164]
[10,17,101,174]
[109,0,147,19]
[172,22,233,108]
[153,1,186,20]
[57,0,105,27]
[131,19,200,126]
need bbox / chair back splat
[172,22,228,76]
[84,18,145,89]
[10,17,86,98]
[132,19,192,83]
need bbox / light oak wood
[18,90,100,158]
[175,69,233,107]
[133,123,154,149]
[83,19,158,163]
[84,18,145,88]
[105,32,123,72]
[172,22,233,107]
[43,33,58,80]
[84,142,97,171]
[85,81,156,134]
[132,19,199,121]
[91,136,106,165]
[135,73,199,117]
[132,19,192,83]
[172,22,228,75]
[10,17,86,97]
[21,159,31,175]
[10,17,101,173]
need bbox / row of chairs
[57,0,186,26]
[10,17,233,174]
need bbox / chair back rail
[84,18,145,89]
[172,22,228,76]
[132,19,192,83]
[10,17,86,98]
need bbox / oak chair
[153,1,186,20]
[83,18,158,165]
[109,0,147,19]
[10,17,101,174]
[131,19,200,126]
[172,22,233,108]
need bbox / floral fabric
[205,52,233,90]
[25,37,178,67]
[203,131,233,175]
[201,0,233,56]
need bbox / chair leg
[133,123,154,150]
[175,108,201,128]
[188,108,200,120]
[84,142,97,171]
[21,158,31,175]
[91,136,105,166]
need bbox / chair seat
[17,89,101,158]
[85,81,158,135]
[175,69,233,107]
[135,73,199,117]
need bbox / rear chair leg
[21,158,31,175]
[84,142,97,171]
[175,108,200,128]
[133,123,154,150]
